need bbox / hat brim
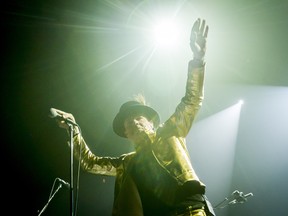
[113,104,160,138]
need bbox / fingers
[191,18,208,38]
[199,19,206,35]
[56,119,69,129]
[192,18,200,32]
[53,108,75,122]
[198,19,208,38]
[190,18,200,41]
[189,18,209,59]
[204,25,209,38]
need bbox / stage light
[151,18,181,49]
[238,99,244,105]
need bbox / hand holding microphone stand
[48,108,81,216]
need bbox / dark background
[2,0,288,215]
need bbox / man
[55,18,215,216]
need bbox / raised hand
[190,18,209,60]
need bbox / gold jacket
[72,59,206,216]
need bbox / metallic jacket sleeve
[71,133,126,176]
[160,59,205,138]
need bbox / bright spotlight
[152,18,181,49]
[238,100,244,105]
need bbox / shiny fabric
[72,59,207,216]
[175,207,207,216]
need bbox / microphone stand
[68,123,75,216]
[213,190,253,210]
[49,108,78,216]
[37,179,66,216]
[213,197,229,210]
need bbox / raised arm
[161,18,209,137]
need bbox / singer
[53,18,215,216]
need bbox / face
[124,115,154,145]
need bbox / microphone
[49,108,78,126]
[241,192,253,201]
[57,177,70,188]
[229,191,253,204]
[231,190,240,196]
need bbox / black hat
[113,101,160,138]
